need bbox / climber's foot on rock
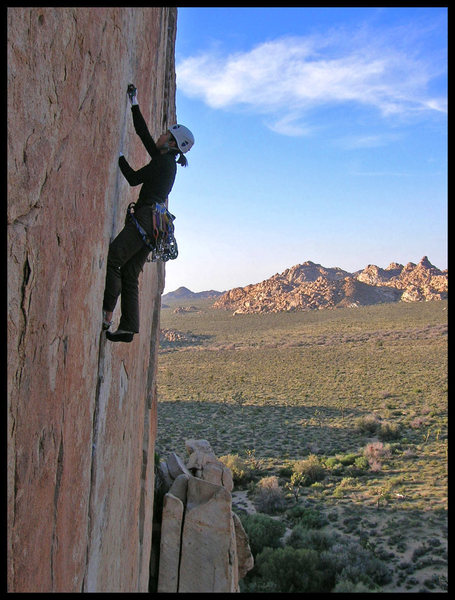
[102,310,113,331]
[106,329,134,343]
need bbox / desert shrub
[285,471,307,502]
[254,546,335,593]
[286,504,328,529]
[293,454,326,485]
[219,454,251,484]
[232,390,248,407]
[240,513,286,557]
[239,577,277,593]
[324,457,344,476]
[377,420,402,441]
[322,540,392,588]
[333,580,379,593]
[355,413,380,434]
[254,475,286,514]
[354,455,369,470]
[244,527,392,593]
[344,456,370,477]
[337,452,358,466]
[278,463,294,477]
[325,453,369,476]
[287,527,337,552]
[363,441,391,471]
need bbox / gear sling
[126,201,178,262]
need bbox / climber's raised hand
[127,83,138,106]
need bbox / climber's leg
[103,205,155,341]
[102,221,144,317]
[117,244,151,333]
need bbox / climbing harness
[126,202,178,262]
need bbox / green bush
[337,453,358,466]
[255,546,335,593]
[325,456,341,469]
[240,513,286,556]
[325,453,369,476]
[322,540,392,588]
[243,525,392,593]
[293,455,326,485]
[287,527,337,552]
[354,455,369,470]
[285,504,328,529]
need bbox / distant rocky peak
[386,262,403,271]
[282,261,351,283]
[417,256,440,271]
[213,257,447,314]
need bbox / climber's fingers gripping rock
[127,83,138,106]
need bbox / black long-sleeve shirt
[119,104,177,206]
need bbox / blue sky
[164,7,447,293]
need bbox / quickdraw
[126,202,178,262]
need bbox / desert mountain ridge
[211,256,447,314]
[162,286,224,302]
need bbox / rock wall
[7,7,177,592]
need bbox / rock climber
[102,84,194,342]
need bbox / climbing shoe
[106,329,134,343]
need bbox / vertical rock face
[7,7,177,592]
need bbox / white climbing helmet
[169,124,194,154]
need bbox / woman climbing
[102,84,194,342]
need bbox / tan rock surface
[156,441,254,592]
[178,476,234,593]
[157,493,185,593]
[8,6,177,592]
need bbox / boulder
[167,452,192,480]
[156,440,254,592]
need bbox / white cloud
[336,133,403,150]
[176,26,446,136]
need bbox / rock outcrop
[154,440,254,593]
[8,7,177,592]
[214,257,447,314]
[356,256,448,301]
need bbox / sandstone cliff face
[7,7,177,592]
[214,258,447,314]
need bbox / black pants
[102,205,155,333]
